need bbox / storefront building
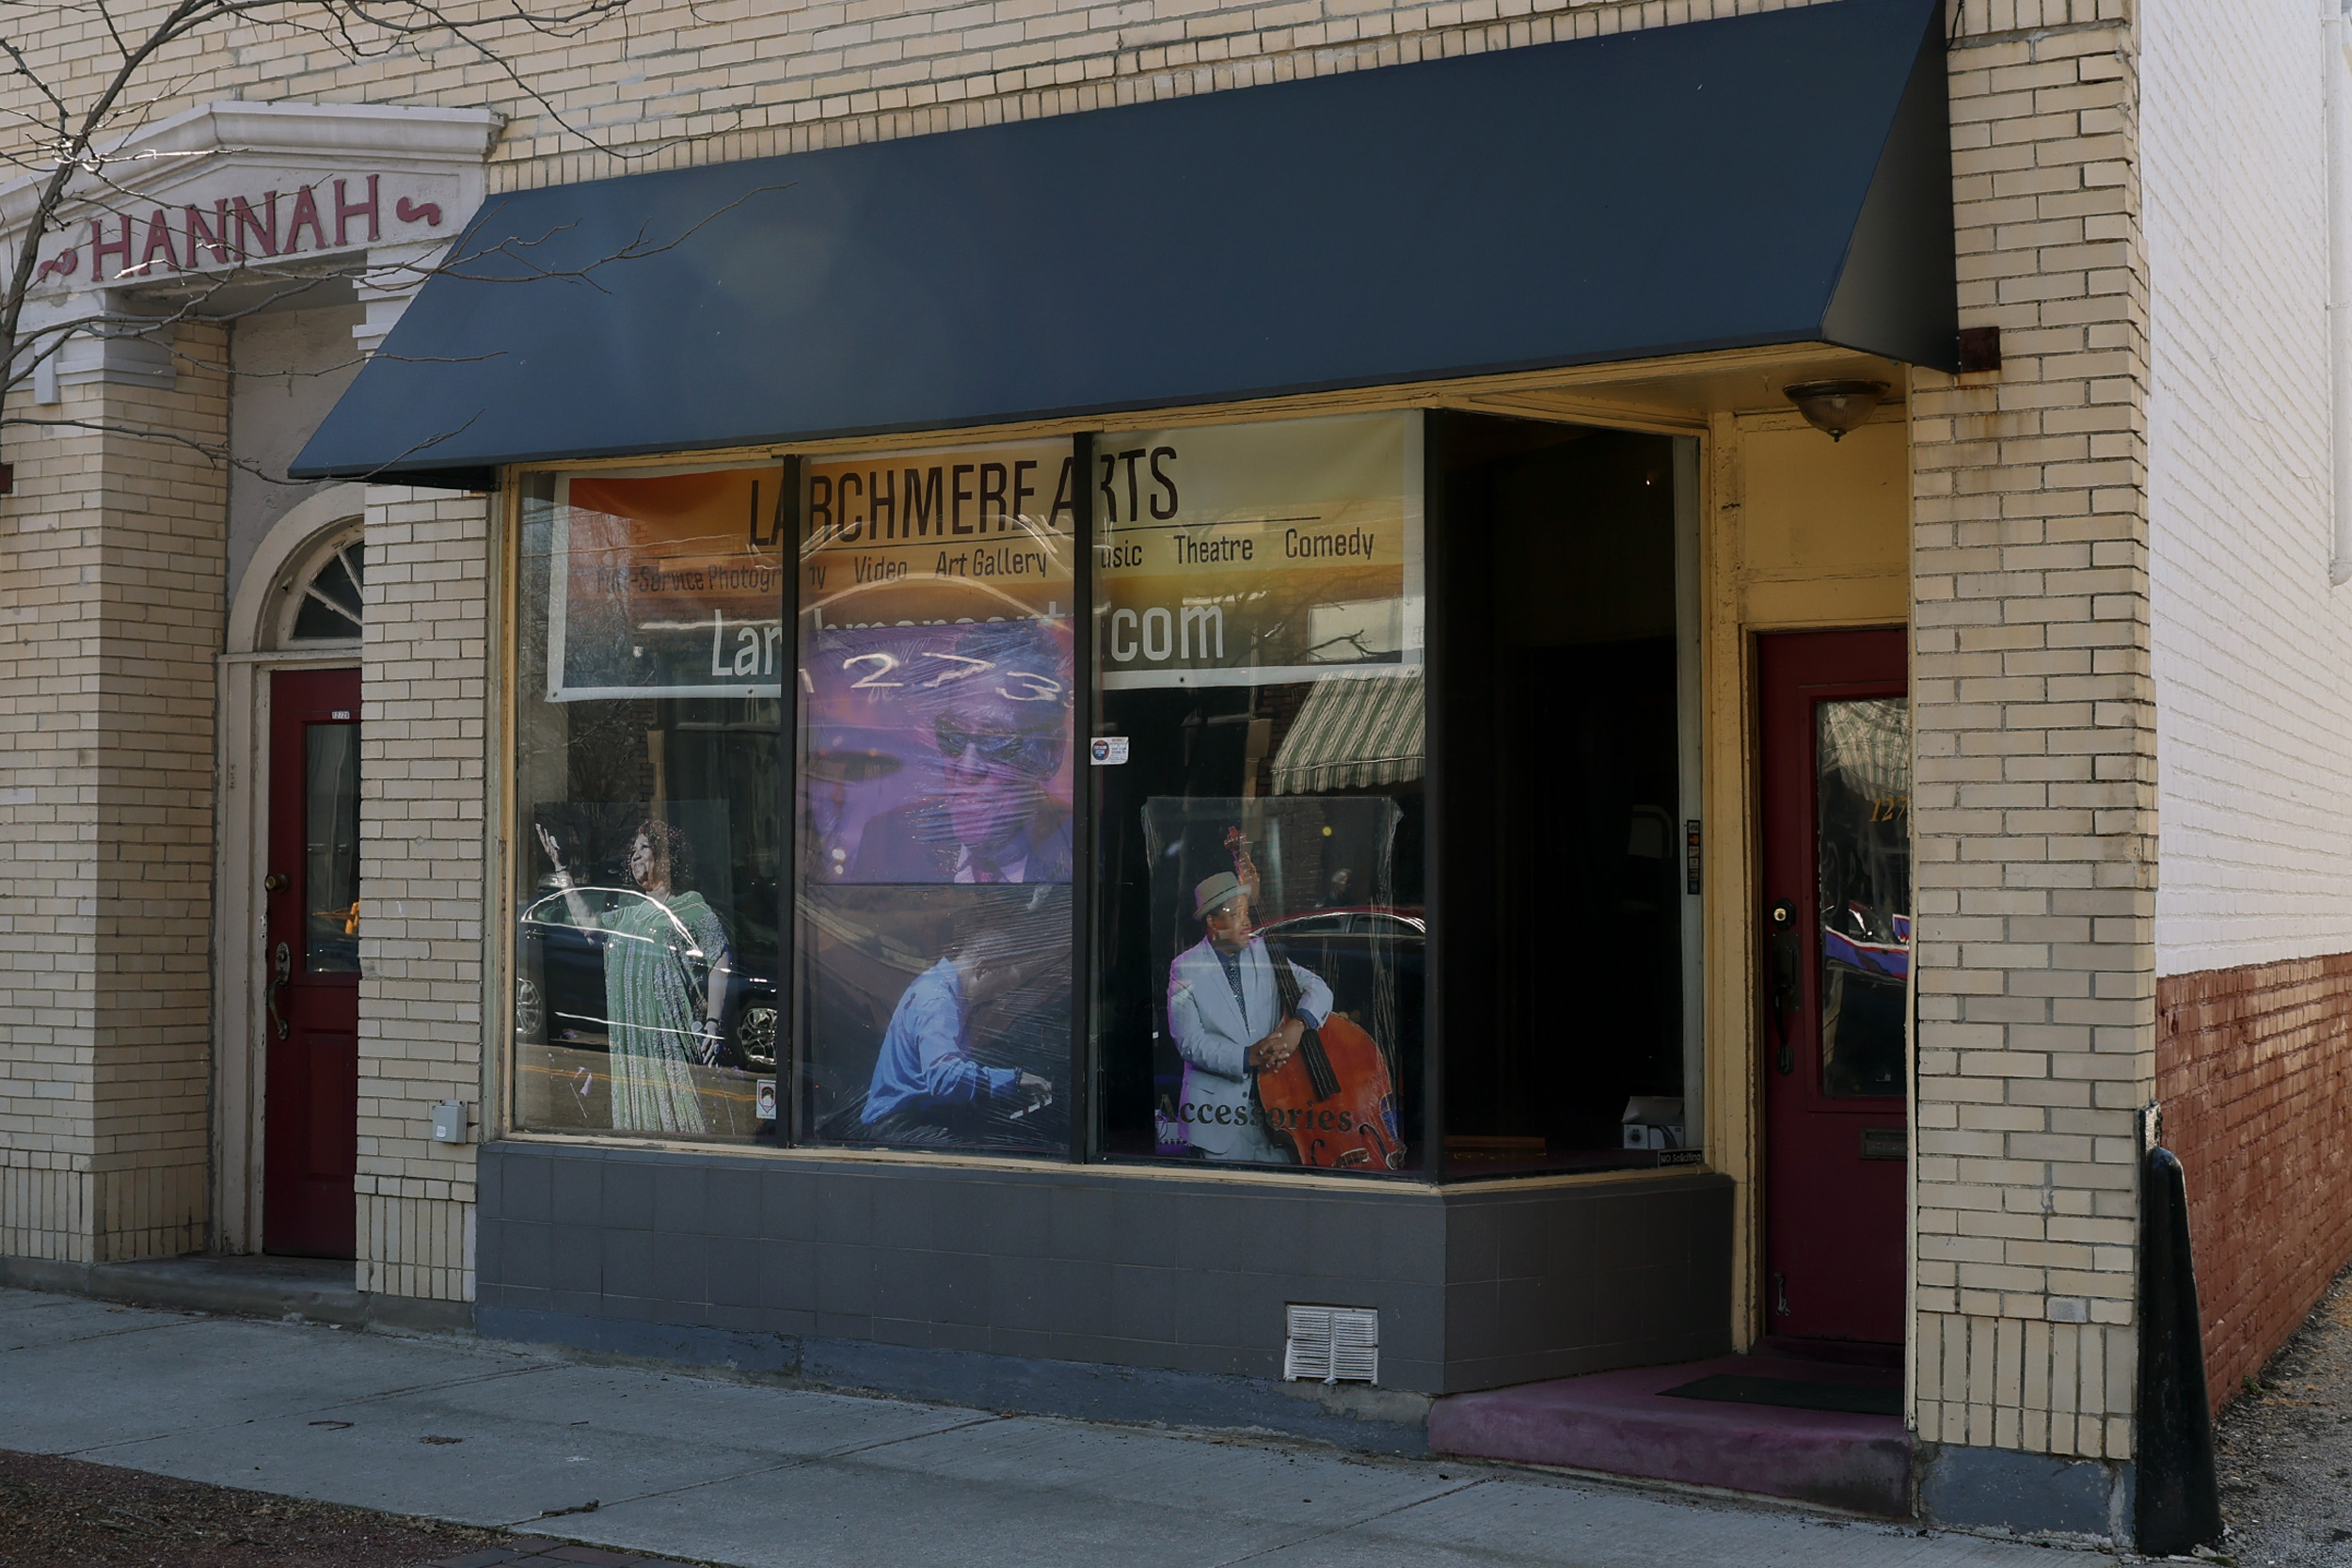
[3,0,2349,1549]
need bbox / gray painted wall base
[479,1303,1433,1452]
[477,1142,1735,1399]
[1916,1442,2134,1545]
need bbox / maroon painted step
[1427,1354,1912,1517]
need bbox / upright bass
[1227,828,1405,1170]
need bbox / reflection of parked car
[514,882,776,1072]
[1251,906,1424,1048]
[1259,907,1426,941]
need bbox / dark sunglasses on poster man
[934,716,1065,777]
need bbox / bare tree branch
[0,0,789,478]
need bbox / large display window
[506,410,1701,1176]
[792,440,1078,1152]
[511,465,787,1142]
[1090,414,1427,1171]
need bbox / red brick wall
[2156,953,2352,1413]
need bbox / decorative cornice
[7,100,504,387]
[0,101,503,238]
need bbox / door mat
[1659,1373,1901,1418]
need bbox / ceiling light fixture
[1781,380,1889,441]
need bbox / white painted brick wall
[2143,0,2352,977]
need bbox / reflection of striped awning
[1818,696,1910,802]
[1271,672,1425,794]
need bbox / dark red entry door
[264,668,361,1258]
[1759,629,1910,1344]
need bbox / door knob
[1768,897,1800,1076]
[263,872,289,893]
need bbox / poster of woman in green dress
[534,816,732,1134]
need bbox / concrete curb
[0,1254,473,1336]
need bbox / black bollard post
[2135,1144,2222,1557]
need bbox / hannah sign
[37,173,452,286]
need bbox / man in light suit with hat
[1167,871,1333,1164]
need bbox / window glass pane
[1094,413,1424,1173]
[291,596,360,640]
[1817,696,1910,1099]
[1437,419,1689,1175]
[513,466,786,1142]
[305,722,360,973]
[796,441,1077,1152]
[311,550,363,616]
[291,544,365,641]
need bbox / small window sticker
[755,1079,777,1121]
[1089,736,1131,766]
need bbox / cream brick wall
[1,0,1844,204]
[356,487,492,1302]
[0,325,229,1264]
[0,394,105,1264]
[2142,0,2351,977]
[1910,3,2151,1461]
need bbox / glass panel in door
[1814,696,1909,1099]
[306,723,362,974]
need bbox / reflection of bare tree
[565,699,658,804]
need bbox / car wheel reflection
[737,1003,778,1073]
[514,974,546,1044]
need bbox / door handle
[263,871,289,894]
[267,941,291,1040]
[1768,898,1799,1076]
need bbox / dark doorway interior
[1436,416,1688,1175]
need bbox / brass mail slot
[1861,1127,1908,1162]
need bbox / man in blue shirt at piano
[860,919,1055,1144]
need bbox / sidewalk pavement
[0,1286,2117,1568]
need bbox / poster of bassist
[1160,814,1406,1170]
[1102,410,1425,1173]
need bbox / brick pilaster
[0,325,229,1262]
[1910,3,2153,1462]
[356,487,490,1302]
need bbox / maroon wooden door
[263,668,362,1259]
[1758,629,1910,1344]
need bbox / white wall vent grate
[1283,1304,1379,1385]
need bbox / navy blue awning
[294,0,1951,487]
